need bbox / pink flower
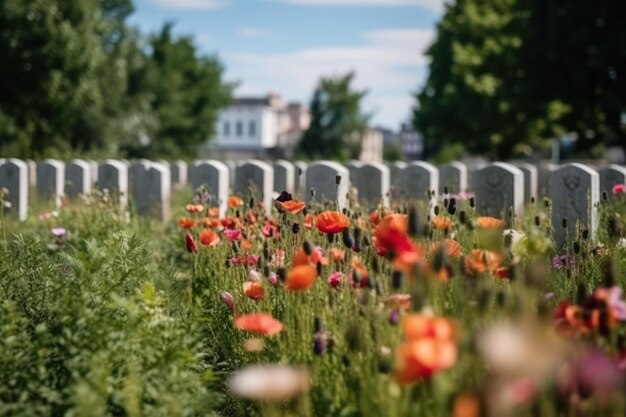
[327,272,342,288]
[185,233,197,253]
[220,291,236,315]
[51,227,67,237]
[224,229,242,242]
[612,184,626,195]
[232,255,260,267]
[248,269,261,282]
[268,272,280,287]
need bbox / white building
[203,94,309,160]
[359,128,383,162]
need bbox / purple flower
[51,227,67,237]
[553,254,575,270]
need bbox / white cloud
[270,0,444,12]
[151,0,229,10]
[225,28,433,127]
[195,33,215,46]
[238,27,270,38]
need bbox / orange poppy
[241,239,252,252]
[186,204,205,214]
[396,314,457,384]
[432,216,453,230]
[285,264,317,291]
[234,313,283,336]
[374,213,412,255]
[201,217,221,228]
[330,248,345,262]
[428,239,462,261]
[208,207,220,217]
[475,216,505,229]
[452,393,481,417]
[199,229,221,246]
[464,249,503,275]
[280,200,306,214]
[292,248,327,267]
[243,281,265,300]
[228,195,243,209]
[303,214,315,229]
[350,258,369,286]
[178,217,196,229]
[316,211,350,234]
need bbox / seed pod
[408,205,419,237]
[459,210,467,224]
[534,215,540,226]
[310,188,315,198]
[444,185,449,195]
[602,191,608,202]
[292,223,300,234]
[316,261,323,276]
[469,197,475,208]
[434,205,440,216]
[335,175,342,185]
[443,198,449,208]
[371,257,380,274]
[392,270,403,289]
[342,228,354,248]
[231,241,240,254]
[572,241,581,254]
[562,218,568,229]
[448,198,457,215]
[576,283,587,305]
[314,317,324,333]
[277,267,286,282]
[530,196,535,204]
[249,197,254,210]
[582,229,589,240]
[543,198,550,208]
[345,323,362,352]
[603,257,617,287]
[303,240,312,255]
[263,265,271,278]
[327,233,335,244]
[362,236,371,247]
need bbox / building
[359,128,383,162]
[202,94,309,160]
[398,123,423,161]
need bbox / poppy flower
[234,313,283,336]
[476,216,506,229]
[186,204,205,214]
[316,211,350,234]
[246,210,259,225]
[293,247,328,267]
[280,200,306,214]
[221,216,240,229]
[275,191,293,202]
[208,207,220,217]
[271,249,285,267]
[228,195,244,209]
[429,239,462,261]
[241,239,252,252]
[303,214,315,229]
[243,281,265,300]
[285,264,317,291]
[200,229,221,246]
[612,184,626,195]
[432,216,453,230]
[327,271,342,288]
[185,233,197,253]
[464,249,503,275]
[384,294,412,311]
[202,217,221,228]
[369,210,381,226]
[330,248,345,262]
[224,229,243,242]
[350,258,369,287]
[374,213,412,256]
[178,217,196,229]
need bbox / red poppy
[303,214,315,229]
[243,281,265,300]
[228,196,243,209]
[234,313,283,336]
[285,264,317,291]
[199,229,221,246]
[201,217,221,228]
[316,211,350,234]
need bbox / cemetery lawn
[2,184,626,417]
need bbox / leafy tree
[297,72,369,161]
[122,23,233,159]
[414,0,568,161]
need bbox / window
[236,121,243,137]
[223,121,230,137]
[248,120,256,137]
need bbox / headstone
[345,161,364,184]
[37,159,65,207]
[514,162,538,203]
[133,162,171,221]
[65,159,92,197]
[189,160,229,216]
[273,160,295,194]
[0,159,28,221]
[98,160,129,207]
[171,160,188,187]
[388,161,407,189]
[294,161,308,195]
[439,161,468,194]
[549,163,599,246]
[235,160,274,215]
[538,162,559,198]
[225,160,237,189]
[474,163,524,221]
[305,161,350,210]
[89,160,99,186]
[352,162,390,207]
[397,161,439,200]
[599,164,626,195]
[468,161,488,192]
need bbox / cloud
[238,27,270,38]
[151,0,229,10]
[269,0,444,12]
[195,33,215,46]
[225,28,433,127]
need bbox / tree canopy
[0,0,232,159]
[297,72,368,161]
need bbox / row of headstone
[2,158,626,249]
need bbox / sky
[129,0,445,130]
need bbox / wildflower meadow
[2,174,626,417]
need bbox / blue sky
[129,0,444,129]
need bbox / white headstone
[235,160,274,215]
[474,162,524,221]
[37,159,65,207]
[189,160,229,216]
[272,160,295,194]
[439,161,468,194]
[514,162,538,203]
[294,161,308,195]
[550,163,599,247]
[0,159,28,221]
[599,164,626,195]
[397,161,439,200]
[26,159,37,187]
[98,160,129,207]
[65,159,92,197]
[352,162,390,207]
[225,160,237,189]
[89,160,99,186]
[133,162,171,221]
[305,161,350,210]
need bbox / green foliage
[297,72,369,161]
[383,144,403,162]
[0,1,231,159]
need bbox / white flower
[228,365,310,402]
[618,238,626,250]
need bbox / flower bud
[185,233,197,253]
[220,291,236,315]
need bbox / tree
[297,73,368,161]
[414,0,568,161]
[122,23,233,159]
